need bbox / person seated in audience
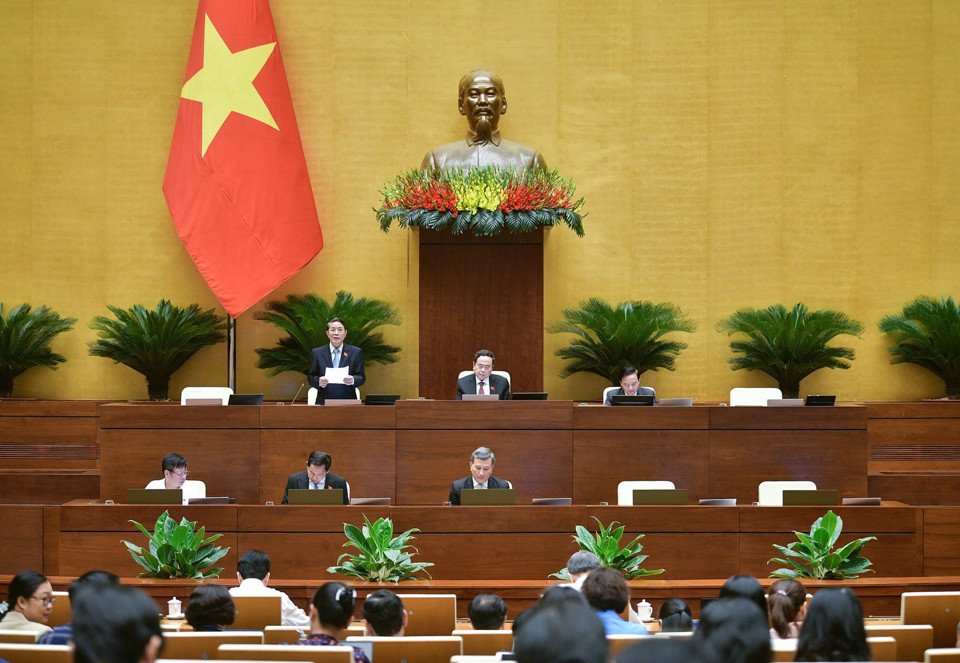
[617,638,710,663]
[185,584,236,632]
[693,597,770,663]
[0,570,54,634]
[768,578,807,639]
[144,452,205,504]
[795,587,870,662]
[581,567,648,635]
[302,582,370,663]
[73,585,163,663]
[513,601,608,663]
[281,450,349,505]
[469,593,508,630]
[559,551,601,590]
[38,570,119,645]
[230,549,310,632]
[449,446,511,505]
[457,349,511,400]
[658,597,693,632]
[719,574,768,618]
[538,585,587,607]
[603,366,657,405]
[362,589,406,636]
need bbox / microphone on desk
[287,383,305,405]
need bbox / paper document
[325,367,349,384]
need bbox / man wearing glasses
[145,452,206,504]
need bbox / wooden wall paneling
[868,473,960,506]
[922,507,960,575]
[259,406,396,429]
[572,406,710,430]
[395,400,572,429]
[98,403,259,429]
[710,405,868,430]
[43,506,60,576]
[0,470,100,505]
[0,505,43,574]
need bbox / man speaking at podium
[308,317,364,403]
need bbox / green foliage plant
[547,298,697,384]
[326,515,433,582]
[879,295,960,398]
[122,511,229,579]
[716,303,863,399]
[550,517,664,580]
[768,510,875,580]
[0,303,76,397]
[254,291,401,376]
[88,300,227,400]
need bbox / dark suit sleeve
[499,376,511,401]
[281,474,297,505]
[328,474,350,504]
[349,347,365,388]
[449,479,462,505]
[307,349,323,390]
[456,376,468,400]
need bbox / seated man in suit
[281,450,349,504]
[449,446,510,505]
[144,452,206,504]
[603,366,657,406]
[362,589,407,636]
[456,349,511,400]
[308,317,365,403]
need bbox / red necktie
[478,381,486,395]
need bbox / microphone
[290,383,305,405]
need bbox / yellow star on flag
[181,14,278,156]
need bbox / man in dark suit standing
[449,446,511,505]
[281,450,349,504]
[456,349,511,400]
[308,317,365,403]
[603,366,657,406]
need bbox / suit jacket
[308,344,365,402]
[456,373,511,400]
[448,475,511,505]
[603,386,657,406]
[282,470,349,504]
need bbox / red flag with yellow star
[163,0,322,318]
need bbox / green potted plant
[0,303,76,397]
[879,295,960,399]
[716,303,863,399]
[88,300,227,400]
[547,298,697,385]
[327,515,433,582]
[254,291,401,376]
[768,510,875,579]
[122,511,229,579]
[550,518,664,580]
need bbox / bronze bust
[421,69,547,173]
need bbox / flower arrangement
[375,166,586,237]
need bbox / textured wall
[1,1,958,401]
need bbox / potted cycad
[0,303,76,398]
[879,295,960,399]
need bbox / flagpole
[227,314,237,392]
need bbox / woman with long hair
[768,578,807,639]
[302,582,369,663]
[795,588,870,661]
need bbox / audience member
[795,588,870,662]
[449,446,510,505]
[469,593,508,630]
[768,578,807,639]
[38,570,119,645]
[658,597,694,632]
[0,570,54,634]
[362,589,406,636]
[560,551,601,590]
[144,452,205,503]
[185,584,236,631]
[230,549,310,631]
[693,597,770,663]
[581,567,648,635]
[719,575,768,617]
[514,601,608,663]
[73,585,163,663]
[282,450,349,505]
[618,638,713,663]
[302,582,369,663]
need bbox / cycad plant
[88,300,227,400]
[254,291,401,376]
[878,295,960,398]
[716,303,863,399]
[0,303,76,397]
[546,298,697,384]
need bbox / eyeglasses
[170,469,190,478]
[31,595,56,608]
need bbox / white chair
[307,387,360,404]
[758,480,817,506]
[729,387,782,406]
[180,386,233,405]
[602,386,618,403]
[617,480,675,506]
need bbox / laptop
[512,392,548,400]
[228,393,264,405]
[611,395,655,406]
[531,497,572,505]
[632,488,688,505]
[183,398,223,406]
[659,398,693,407]
[127,488,182,504]
[461,394,500,401]
[805,394,837,406]
[287,489,345,505]
[782,489,839,506]
[187,496,235,505]
[350,497,392,505]
[364,394,400,405]
[699,498,737,506]
[460,488,516,505]
[767,398,804,407]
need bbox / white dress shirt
[229,578,310,631]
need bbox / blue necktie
[333,348,340,368]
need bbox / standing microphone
[290,383,305,405]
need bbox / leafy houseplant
[879,295,960,398]
[122,511,229,579]
[547,299,697,385]
[768,510,875,580]
[254,291,401,377]
[0,303,76,397]
[550,518,664,580]
[326,515,434,582]
[716,303,864,399]
[88,300,227,400]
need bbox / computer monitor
[228,393,264,405]
[611,395,655,406]
[805,394,836,406]
[512,392,548,400]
